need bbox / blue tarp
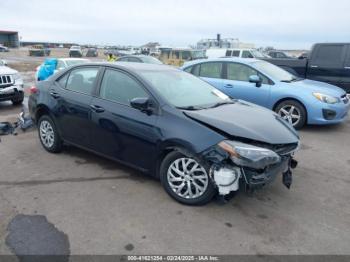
[37,58,58,81]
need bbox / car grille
[0,75,13,88]
[341,94,349,104]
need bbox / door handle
[224,84,233,88]
[90,105,105,113]
[50,91,60,99]
[344,67,350,69]
[310,65,318,68]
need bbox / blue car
[182,58,350,129]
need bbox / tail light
[30,86,38,94]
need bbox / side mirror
[249,75,262,87]
[130,97,154,115]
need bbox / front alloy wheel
[167,158,209,199]
[160,151,216,205]
[275,100,306,129]
[278,105,301,126]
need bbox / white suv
[0,60,24,105]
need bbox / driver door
[221,62,271,107]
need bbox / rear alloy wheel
[160,151,216,205]
[275,100,306,129]
[38,115,62,153]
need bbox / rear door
[197,62,224,89]
[341,45,350,93]
[307,44,346,87]
[221,62,271,107]
[52,66,101,148]
[90,68,159,171]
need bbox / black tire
[160,151,216,205]
[37,115,63,153]
[11,92,24,105]
[275,100,306,129]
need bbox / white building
[197,35,254,50]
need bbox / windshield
[139,70,230,108]
[141,56,163,65]
[252,61,296,82]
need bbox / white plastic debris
[213,166,240,195]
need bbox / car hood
[289,79,346,96]
[0,66,18,75]
[184,101,299,145]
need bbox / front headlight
[218,140,281,169]
[313,92,340,104]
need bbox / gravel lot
[0,54,350,256]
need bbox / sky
[1,0,350,49]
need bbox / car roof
[59,58,89,62]
[182,58,261,68]
[74,62,178,72]
[119,55,149,59]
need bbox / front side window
[100,69,148,105]
[65,67,99,94]
[199,62,222,78]
[227,63,269,84]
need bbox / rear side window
[199,62,222,78]
[65,67,99,94]
[100,69,149,105]
[232,50,240,57]
[312,45,345,66]
[242,51,254,58]
[226,50,232,56]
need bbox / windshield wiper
[281,77,300,83]
[176,106,204,111]
[207,101,235,109]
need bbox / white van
[205,48,269,59]
[225,48,270,59]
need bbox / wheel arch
[35,104,51,124]
[154,140,199,179]
[273,97,308,123]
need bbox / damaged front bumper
[203,142,299,197]
[0,84,24,102]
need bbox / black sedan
[28,62,299,205]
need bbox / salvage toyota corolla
[28,62,300,205]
